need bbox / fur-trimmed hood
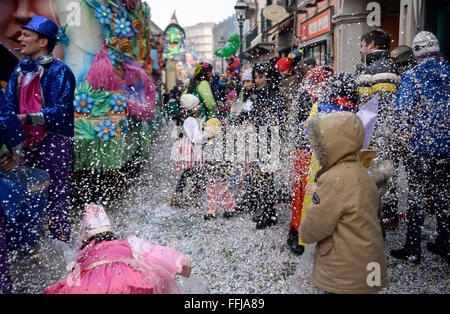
[306,111,364,180]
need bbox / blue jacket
[3,56,75,139]
[395,57,449,154]
[0,88,25,150]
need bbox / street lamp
[218,36,226,73]
[234,0,248,62]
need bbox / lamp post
[234,0,248,63]
[218,36,226,73]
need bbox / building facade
[184,22,217,65]
[241,0,449,72]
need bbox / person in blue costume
[2,15,75,243]
[0,88,25,294]
[390,31,449,265]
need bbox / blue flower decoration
[74,93,94,114]
[94,5,113,25]
[109,92,127,113]
[107,49,118,65]
[113,17,131,36]
[95,120,117,141]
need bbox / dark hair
[187,62,213,93]
[361,29,392,50]
[326,72,358,105]
[253,61,280,90]
[391,45,413,56]
[38,33,56,53]
[303,56,317,66]
[79,231,118,251]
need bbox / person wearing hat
[275,55,309,206]
[44,204,192,294]
[202,118,236,221]
[235,61,286,229]
[227,66,254,125]
[170,94,209,207]
[2,15,76,243]
[299,112,387,294]
[390,31,449,265]
[185,62,217,120]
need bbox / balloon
[215,33,243,58]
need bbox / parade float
[162,12,186,92]
[54,0,165,203]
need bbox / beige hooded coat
[299,112,387,294]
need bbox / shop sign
[299,9,331,42]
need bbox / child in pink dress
[203,162,235,220]
[44,204,191,294]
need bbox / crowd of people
[0,15,195,295]
[0,16,448,294]
[164,28,449,294]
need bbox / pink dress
[44,237,190,294]
[206,182,235,215]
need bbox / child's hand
[180,265,192,277]
[305,183,317,195]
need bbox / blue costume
[393,54,449,259]
[0,89,25,151]
[3,54,75,139]
[2,16,75,243]
[0,89,24,294]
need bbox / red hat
[276,57,293,71]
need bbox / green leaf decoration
[103,25,113,41]
[75,81,94,95]
[82,0,100,10]
[91,90,112,117]
[132,36,138,59]
[75,119,96,139]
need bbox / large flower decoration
[95,120,117,141]
[113,17,132,36]
[94,5,113,25]
[109,92,127,113]
[74,92,94,114]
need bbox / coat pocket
[317,237,334,256]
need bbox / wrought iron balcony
[245,25,259,49]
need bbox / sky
[145,0,237,30]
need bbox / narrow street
[8,120,449,294]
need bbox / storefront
[423,0,450,59]
[297,8,334,66]
[399,0,449,60]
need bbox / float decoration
[215,33,243,58]
[163,11,185,60]
[71,0,161,171]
